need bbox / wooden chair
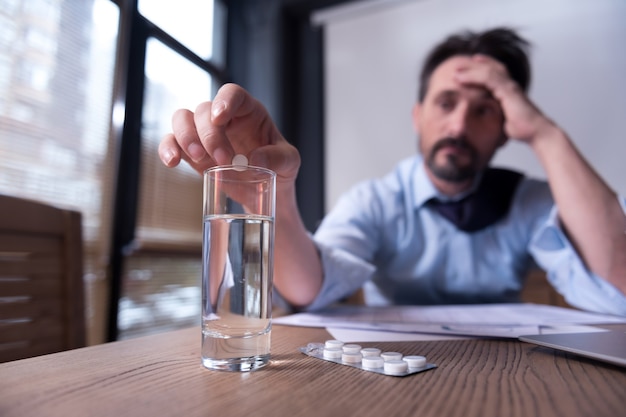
[0,195,86,362]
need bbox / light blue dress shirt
[307,155,626,315]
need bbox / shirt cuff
[302,238,376,311]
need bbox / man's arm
[456,55,626,294]
[528,125,626,291]
[159,83,323,307]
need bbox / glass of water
[201,163,276,371]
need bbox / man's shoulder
[470,166,552,229]
[517,174,551,194]
[511,174,553,212]
[334,156,422,221]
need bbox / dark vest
[426,168,524,233]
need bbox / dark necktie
[426,168,523,233]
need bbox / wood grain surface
[1,324,625,417]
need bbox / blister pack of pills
[299,340,437,377]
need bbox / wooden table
[1,324,625,417]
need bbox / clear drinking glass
[201,164,276,371]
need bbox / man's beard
[426,137,479,183]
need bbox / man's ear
[411,103,422,133]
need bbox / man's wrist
[529,122,568,154]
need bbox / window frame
[106,0,228,341]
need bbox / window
[138,0,214,59]
[1,0,226,344]
[117,38,212,339]
[0,0,119,344]
[115,0,226,340]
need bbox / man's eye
[438,100,454,111]
[475,105,497,117]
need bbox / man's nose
[447,106,469,138]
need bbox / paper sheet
[273,303,625,339]
[326,327,473,342]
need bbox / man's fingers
[249,143,301,183]
[165,84,290,172]
[159,133,217,175]
[455,55,517,95]
[158,133,182,167]
[171,108,213,164]
[210,83,257,125]
[194,101,235,166]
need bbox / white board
[317,0,626,211]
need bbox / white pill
[360,347,382,357]
[342,344,362,354]
[323,348,343,359]
[341,352,362,363]
[232,154,248,167]
[384,360,408,374]
[362,356,385,369]
[403,355,427,368]
[325,340,344,349]
[381,352,403,361]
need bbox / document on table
[273,303,626,340]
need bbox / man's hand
[159,83,300,187]
[454,54,556,145]
[457,55,626,296]
[159,83,323,307]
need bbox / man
[159,27,626,315]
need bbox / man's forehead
[434,55,473,74]
[427,56,495,101]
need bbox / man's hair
[418,27,531,102]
